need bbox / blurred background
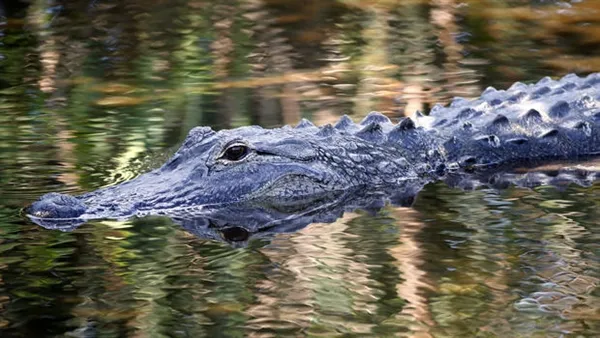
[2,0,600,196]
[1,0,600,337]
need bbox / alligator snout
[28,192,87,219]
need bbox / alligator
[28,72,600,224]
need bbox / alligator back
[417,73,600,169]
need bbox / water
[2,0,600,336]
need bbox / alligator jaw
[28,170,173,222]
[28,187,139,222]
[27,192,92,231]
[28,192,87,219]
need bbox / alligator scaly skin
[28,73,600,221]
[424,73,600,169]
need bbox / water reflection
[10,169,600,336]
[25,165,600,336]
[2,0,600,336]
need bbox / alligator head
[28,118,422,222]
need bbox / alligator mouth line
[241,173,338,202]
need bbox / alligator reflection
[29,161,600,246]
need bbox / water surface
[1,0,600,336]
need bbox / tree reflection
[1,0,600,336]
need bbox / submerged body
[29,73,600,221]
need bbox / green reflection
[0,0,599,336]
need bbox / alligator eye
[221,227,249,242]
[222,144,250,161]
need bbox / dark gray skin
[29,73,600,221]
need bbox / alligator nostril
[28,193,87,219]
